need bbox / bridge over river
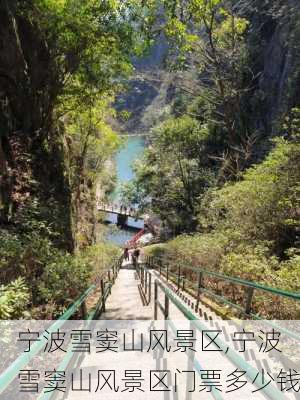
[0,255,299,400]
[97,201,145,231]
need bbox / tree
[162,0,257,178]
[64,92,121,247]
[0,0,154,244]
[201,137,300,257]
[122,116,216,232]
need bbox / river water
[104,136,146,246]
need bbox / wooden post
[166,265,169,282]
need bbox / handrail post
[177,266,181,291]
[101,279,106,312]
[81,301,87,319]
[166,264,169,282]
[148,273,152,305]
[245,287,254,316]
[164,294,169,320]
[196,272,203,311]
[154,281,158,320]
[145,270,148,295]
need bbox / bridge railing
[97,201,138,218]
[146,256,300,319]
[0,256,123,398]
[126,228,145,248]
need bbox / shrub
[202,138,300,256]
[37,242,121,307]
[37,253,92,305]
[149,135,300,319]
[0,278,30,319]
[0,226,120,318]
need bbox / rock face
[250,1,300,135]
[0,1,73,250]
[115,2,300,141]
[113,33,174,136]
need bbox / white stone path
[67,262,280,400]
[100,266,153,320]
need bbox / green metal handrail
[0,257,122,397]
[148,256,300,300]
[0,285,94,395]
[136,263,152,305]
[154,279,286,400]
[38,281,114,400]
[147,256,300,318]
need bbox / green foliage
[0,232,23,271]
[1,0,298,322]
[145,136,300,318]
[37,252,92,305]
[80,242,121,279]
[1,0,153,318]
[0,223,120,318]
[202,138,300,255]
[36,241,120,311]
[28,0,151,107]
[161,0,257,178]
[32,1,157,250]
[65,94,121,198]
[284,107,300,138]
[0,279,30,319]
[143,243,168,260]
[122,116,216,232]
[145,232,228,270]
[278,256,300,293]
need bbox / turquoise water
[114,136,146,200]
[105,136,146,246]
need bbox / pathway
[100,256,220,321]
[100,265,153,320]
[68,261,269,400]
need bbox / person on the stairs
[132,248,140,268]
[123,247,129,261]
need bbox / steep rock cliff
[249,0,300,136]
[0,1,73,250]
